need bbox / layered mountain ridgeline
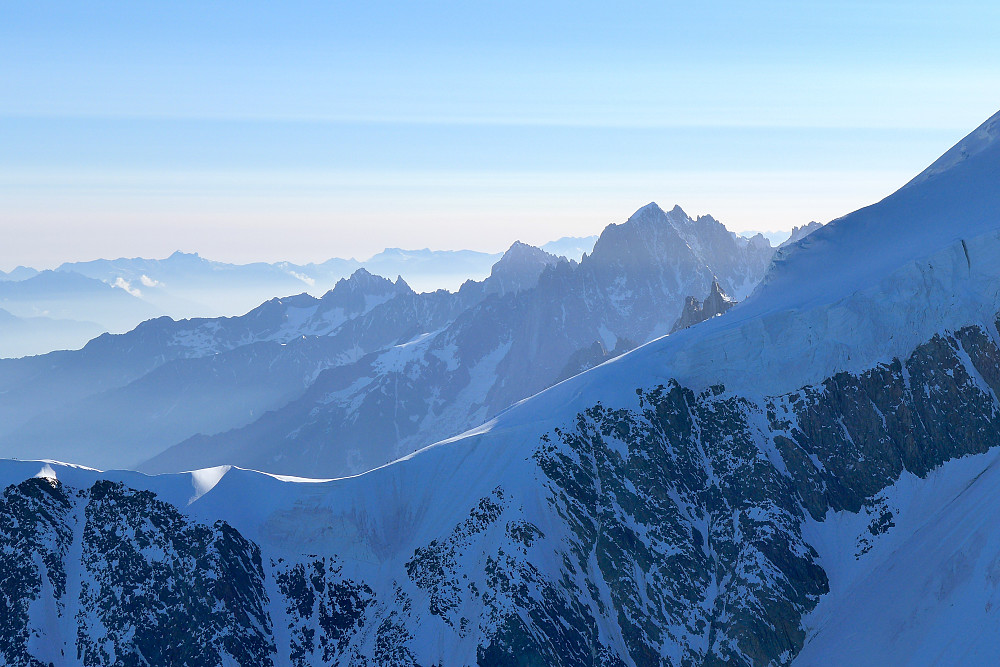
[56,247,507,317]
[0,308,105,361]
[0,271,161,356]
[0,203,780,474]
[143,204,779,477]
[3,313,1000,665]
[0,239,599,359]
[0,269,478,469]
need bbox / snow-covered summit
[6,113,1000,666]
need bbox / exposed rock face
[0,477,275,666]
[670,280,737,333]
[3,316,999,665]
[482,241,564,297]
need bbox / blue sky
[2,1,999,268]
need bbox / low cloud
[289,271,315,286]
[113,276,142,297]
[139,274,159,287]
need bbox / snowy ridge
[905,108,1000,188]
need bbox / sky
[2,1,999,270]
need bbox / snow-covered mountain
[0,269,463,470]
[0,109,998,665]
[0,245,560,359]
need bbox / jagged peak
[329,267,397,294]
[706,279,735,304]
[745,232,772,249]
[622,202,701,230]
[495,240,555,264]
[485,241,560,296]
[781,221,824,247]
[670,279,737,333]
[393,275,413,292]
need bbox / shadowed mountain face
[0,110,999,665]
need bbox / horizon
[0,202,807,274]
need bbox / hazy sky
[2,1,999,269]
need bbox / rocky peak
[165,250,203,264]
[587,203,688,267]
[670,279,737,333]
[484,241,561,296]
[330,268,410,297]
[745,232,772,250]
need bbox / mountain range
[0,109,998,664]
[0,205,790,478]
[0,238,598,358]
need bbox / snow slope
[797,448,1000,665]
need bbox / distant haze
[3,1,999,269]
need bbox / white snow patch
[188,465,232,504]
[34,463,57,480]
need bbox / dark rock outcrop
[670,280,736,333]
